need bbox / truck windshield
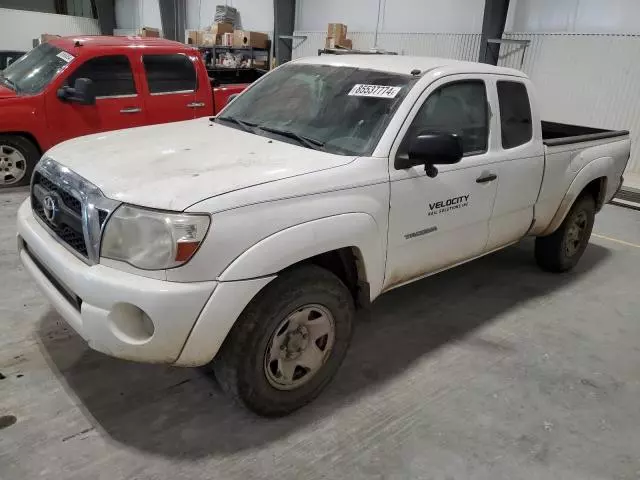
[1,43,71,94]
[218,63,418,156]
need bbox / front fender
[0,96,47,150]
[218,213,386,299]
[540,156,613,236]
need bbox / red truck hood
[0,84,17,99]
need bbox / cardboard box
[221,32,233,46]
[233,30,269,49]
[210,22,233,36]
[139,27,160,38]
[252,59,269,69]
[327,23,347,42]
[40,33,61,44]
[201,32,217,47]
[325,37,352,49]
[185,29,201,45]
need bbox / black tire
[535,194,596,272]
[0,135,39,188]
[213,264,355,417]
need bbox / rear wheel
[214,265,355,417]
[535,194,596,272]
[0,135,39,188]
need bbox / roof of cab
[294,54,527,78]
[48,35,193,51]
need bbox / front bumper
[17,199,217,364]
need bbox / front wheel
[535,194,596,272]
[213,265,355,417]
[0,135,39,188]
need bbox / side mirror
[57,78,96,105]
[395,132,463,177]
[226,93,239,106]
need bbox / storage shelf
[198,45,269,51]
[198,42,271,70]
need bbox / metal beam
[93,0,115,35]
[159,0,186,42]
[479,0,511,65]
[274,0,296,65]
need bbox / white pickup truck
[17,55,630,416]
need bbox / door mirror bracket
[424,164,439,178]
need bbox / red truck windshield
[2,43,71,94]
[219,63,418,156]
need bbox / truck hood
[0,84,18,99]
[46,118,356,211]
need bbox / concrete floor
[1,189,640,480]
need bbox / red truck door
[140,53,203,124]
[45,54,147,145]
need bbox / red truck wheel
[0,135,39,188]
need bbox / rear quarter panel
[531,136,630,235]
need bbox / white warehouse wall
[0,7,100,51]
[114,0,162,34]
[503,0,640,177]
[296,0,485,33]
[506,0,640,34]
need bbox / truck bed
[542,121,629,147]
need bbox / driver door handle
[186,102,206,109]
[120,107,142,114]
[476,173,497,183]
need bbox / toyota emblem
[42,195,58,224]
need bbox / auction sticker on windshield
[348,84,402,99]
[56,51,75,63]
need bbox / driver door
[384,75,499,290]
[45,54,146,145]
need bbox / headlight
[101,205,210,270]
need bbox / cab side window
[143,54,197,94]
[67,55,136,97]
[399,80,489,157]
[497,81,532,149]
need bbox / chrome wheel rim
[0,145,27,186]
[565,210,588,257]
[264,304,336,391]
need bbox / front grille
[31,158,120,264]
[35,173,82,215]
[32,173,88,258]
[98,209,108,226]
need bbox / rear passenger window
[67,55,136,97]
[143,54,196,94]
[497,81,532,149]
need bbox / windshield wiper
[257,125,325,151]
[213,116,258,133]
[0,74,18,92]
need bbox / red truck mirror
[57,78,96,106]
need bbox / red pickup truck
[0,36,251,188]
